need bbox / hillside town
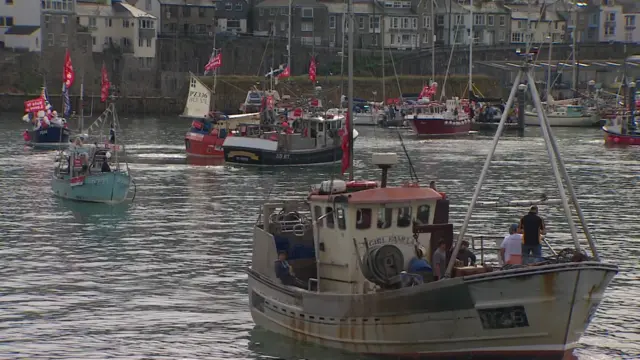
[0,0,639,99]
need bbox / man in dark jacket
[518,205,546,264]
[456,240,476,266]
[274,251,305,288]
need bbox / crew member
[518,205,546,264]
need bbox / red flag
[278,66,290,79]
[205,53,222,72]
[100,63,110,103]
[341,111,350,175]
[63,49,75,89]
[308,57,316,83]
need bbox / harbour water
[1,114,638,359]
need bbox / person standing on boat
[500,223,523,265]
[518,206,546,264]
[274,250,305,288]
[456,240,476,266]
[432,240,448,281]
[109,124,116,144]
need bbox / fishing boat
[405,98,472,137]
[246,54,618,359]
[222,113,357,166]
[22,87,71,149]
[183,73,260,158]
[524,102,598,127]
[51,103,132,203]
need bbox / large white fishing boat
[246,54,618,359]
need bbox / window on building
[455,14,463,25]
[474,14,485,25]
[302,8,313,18]
[301,21,313,32]
[511,32,522,43]
[47,33,54,46]
[269,8,276,16]
[436,15,444,25]
[393,1,401,8]
[498,30,505,42]
[377,208,392,229]
[224,2,231,11]
[607,12,615,22]
[228,19,240,30]
[139,38,143,47]
[88,17,96,27]
[369,15,380,31]
[392,17,398,28]
[329,15,336,29]
[605,25,615,36]
[91,36,96,45]
[146,38,151,47]
[281,7,288,15]
[423,15,430,29]
[235,3,242,11]
[105,18,112,27]
[358,16,364,30]
[60,34,68,47]
[499,15,505,26]
[402,17,408,29]
[183,6,191,16]
[487,15,494,26]
[44,15,50,28]
[412,17,417,29]
[198,7,206,17]
[372,34,378,45]
[123,19,129,28]
[626,15,636,27]
[401,1,410,8]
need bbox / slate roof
[4,25,40,36]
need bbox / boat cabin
[251,153,466,295]
[55,144,116,178]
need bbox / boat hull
[408,118,472,136]
[27,126,71,149]
[224,145,343,166]
[524,113,596,127]
[248,262,616,358]
[602,126,640,145]
[51,171,131,203]
[185,131,224,157]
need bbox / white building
[623,2,640,43]
[0,0,41,50]
[128,0,161,34]
[506,5,566,45]
[76,0,157,67]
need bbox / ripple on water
[0,119,638,359]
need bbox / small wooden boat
[51,103,132,204]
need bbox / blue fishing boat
[22,86,71,149]
[51,103,133,204]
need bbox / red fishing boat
[602,112,640,145]
[183,74,260,158]
[405,98,472,137]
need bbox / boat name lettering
[39,130,48,135]
[188,91,209,104]
[477,306,529,330]
[275,153,290,160]
[367,235,413,247]
[85,178,106,185]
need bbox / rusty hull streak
[542,271,559,298]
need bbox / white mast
[468,0,473,99]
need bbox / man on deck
[518,205,546,264]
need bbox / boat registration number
[275,153,290,160]
[477,306,529,330]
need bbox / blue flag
[62,83,71,118]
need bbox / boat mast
[79,73,84,133]
[468,0,473,99]
[211,24,218,112]
[347,0,354,180]
[571,7,578,98]
[546,33,552,103]
[430,0,435,84]
[339,1,346,101]
[288,0,292,74]
[381,2,385,104]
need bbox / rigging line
[396,130,418,183]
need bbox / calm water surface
[0,114,638,360]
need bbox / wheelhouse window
[397,207,412,227]
[314,205,323,226]
[336,208,346,230]
[325,207,335,228]
[356,208,372,229]
[377,208,392,229]
[416,205,430,225]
